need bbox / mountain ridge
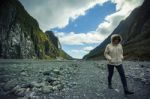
[83,0,150,61]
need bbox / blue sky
[52,2,116,33]
[20,0,144,59]
[52,1,116,58]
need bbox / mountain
[45,31,72,59]
[83,0,150,61]
[0,0,71,59]
[45,31,61,49]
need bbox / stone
[3,79,18,91]
[43,71,51,76]
[31,82,43,88]
[53,69,60,75]
[56,84,64,90]
[52,86,58,91]
[0,87,5,96]
[21,83,34,89]
[115,89,120,93]
[32,87,39,92]
[45,77,56,84]
[42,86,53,93]
[52,81,61,86]
[0,76,10,82]
[20,72,28,76]
[140,65,144,68]
[25,92,39,99]
[12,85,26,97]
[52,84,64,91]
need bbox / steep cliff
[0,0,71,59]
[46,31,72,59]
[45,31,61,49]
[84,0,150,61]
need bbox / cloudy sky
[19,0,144,59]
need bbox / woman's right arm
[104,44,111,61]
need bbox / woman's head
[111,34,122,45]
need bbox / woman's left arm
[120,44,124,60]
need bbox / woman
[104,34,134,95]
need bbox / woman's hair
[112,36,121,43]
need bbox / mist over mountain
[83,0,150,61]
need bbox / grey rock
[42,86,53,93]
[21,83,34,89]
[3,79,18,91]
[20,72,28,76]
[12,85,27,97]
[24,92,39,99]
[52,84,64,91]
[45,77,56,84]
[53,69,61,75]
[31,82,43,88]
[52,81,61,86]
[43,71,51,76]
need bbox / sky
[19,0,144,59]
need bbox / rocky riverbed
[0,60,150,99]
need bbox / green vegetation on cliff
[0,0,71,59]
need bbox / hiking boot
[108,84,113,89]
[124,90,134,95]
[124,87,134,95]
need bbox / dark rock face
[0,0,35,58]
[0,0,71,59]
[45,31,61,49]
[84,0,150,60]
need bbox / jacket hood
[111,34,122,43]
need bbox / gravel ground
[0,59,150,99]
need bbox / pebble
[43,71,51,76]
[24,92,39,99]
[45,77,56,84]
[52,81,61,86]
[42,86,53,93]
[31,82,43,88]
[1,60,150,98]
[3,79,18,91]
[21,72,28,76]
[12,85,27,97]
[55,84,64,90]
[53,69,60,75]
[114,89,120,93]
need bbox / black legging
[107,64,128,89]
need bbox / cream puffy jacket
[104,34,124,65]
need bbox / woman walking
[104,34,134,95]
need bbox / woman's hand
[108,59,112,63]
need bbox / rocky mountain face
[45,31,72,60]
[84,0,150,61]
[0,0,71,59]
[45,31,61,49]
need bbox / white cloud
[96,0,144,35]
[83,46,94,52]
[19,0,108,31]
[53,0,144,46]
[55,31,107,45]
[70,50,88,59]
[19,0,144,44]
[70,46,94,53]
[71,49,87,53]
[69,47,93,58]
[19,0,144,59]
